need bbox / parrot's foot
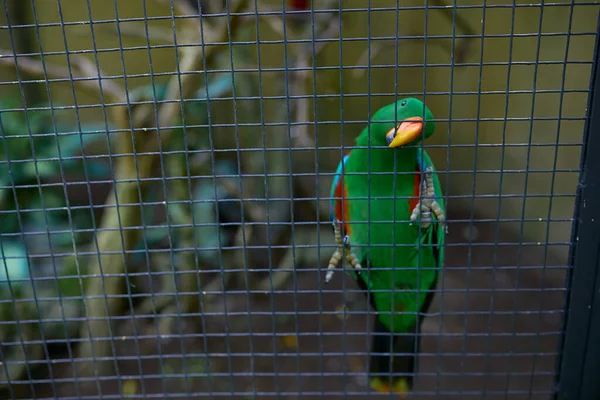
[410,166,447,233]
[370,377,410,398]
[325,219,362,283]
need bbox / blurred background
[0,0,598,398]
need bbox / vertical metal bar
[554,11,600,400]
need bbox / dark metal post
[554,12,600,400]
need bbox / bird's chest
[345,174,421,253]
[343,174,437,294]
[346,173,417,224]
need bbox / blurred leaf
[0,96,109,188]
[144,226,171,244]
[275,314,292,325]
[183,75,232,128]
[130,75,233,124]
[196,74,234,101]
[190,160,244,265]
[282,334,298,349]
[54,125,108,156]
[2,135,31,159]
[0,100,54,162]
[27,191,68,228]
[130,83,168,103]
[163,362,175,375]
[167,202,191,226]
[234,71,260,116]
[0,107,26,136]
[0,208,20,236]
[188,356,209,374]
[21,158,58,180]
[35,124,112,178]
[56,257,84,298]
[122,380,139,396]
[0,239,30,287]
[192,181,226,266]
[23,109,53,137]
[0,174,11,204]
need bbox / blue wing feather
[329,153,350,222]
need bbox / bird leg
[325,218,362,283]
[410,166,447,233]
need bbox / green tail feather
[356,271,438,395]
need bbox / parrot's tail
[368,317,420,397]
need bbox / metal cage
[0,1,599,399]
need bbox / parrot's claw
[325,219,362,283]
[410,165,446,233]
[325,248,343,283]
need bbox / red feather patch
[333,173,351,236]
[291,0,310,10]
[408,164,423,214]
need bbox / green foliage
[0,60,258,387]
[0,98,110,237]
[0,95,109,389]
[128,74,246,270]
[0,94,109,327]
[0,238,28,284]
[0,99,107,185]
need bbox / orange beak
[385,117,424,148]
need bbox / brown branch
[92,23,175,45]
[171,0,199,17]
[74,0,251,381]
[0,52,125,104]
[134,0,248,139]
[0,49,147,382]
[242,10,341,291]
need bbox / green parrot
[326,97,446,396]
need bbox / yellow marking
[370,377,410,398]
[122,379,138,396]
[282,334,298,349]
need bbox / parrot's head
[370,97,435,148]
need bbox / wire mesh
[0,0,598,399]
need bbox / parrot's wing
[329,152,352,235]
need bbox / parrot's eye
[401,100,407,107]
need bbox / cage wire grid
[0,0,598,399]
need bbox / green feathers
[328,97,446,394]
[330,97,444,331]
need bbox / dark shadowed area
[23,207,566,400]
